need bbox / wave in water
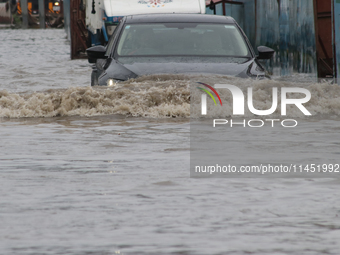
[0,75,190,118]
[1,75,340,118]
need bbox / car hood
[99,57,264,85]
[118,56,258,78]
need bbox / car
[86,13,275,86]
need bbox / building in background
[206,0,340,81]
[60,0,340,80]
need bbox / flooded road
[1,29,340,255]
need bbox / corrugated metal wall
[255,0,316,76]
[334,1,340,80]
[207,0,317,77]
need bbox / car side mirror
[257,46,275,60]
[86,45,108,60]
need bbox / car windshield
[116,23,250,57]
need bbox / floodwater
[1,29,340,255]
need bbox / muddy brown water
[1,29,340,255]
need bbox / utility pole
[39,0,45,28]
[21,0,28,28]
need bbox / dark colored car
[87,14,274,86]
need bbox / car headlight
[106,79,120,87]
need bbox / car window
[116,23,250,57]
[105,20,124,57]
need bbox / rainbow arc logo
[196,82,223,106]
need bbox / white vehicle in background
[85,0,206,46]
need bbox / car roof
[125,13,236,24]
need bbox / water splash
[0,75,191,118]
[1,74,340,119]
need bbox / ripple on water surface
[0,29,340,255]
